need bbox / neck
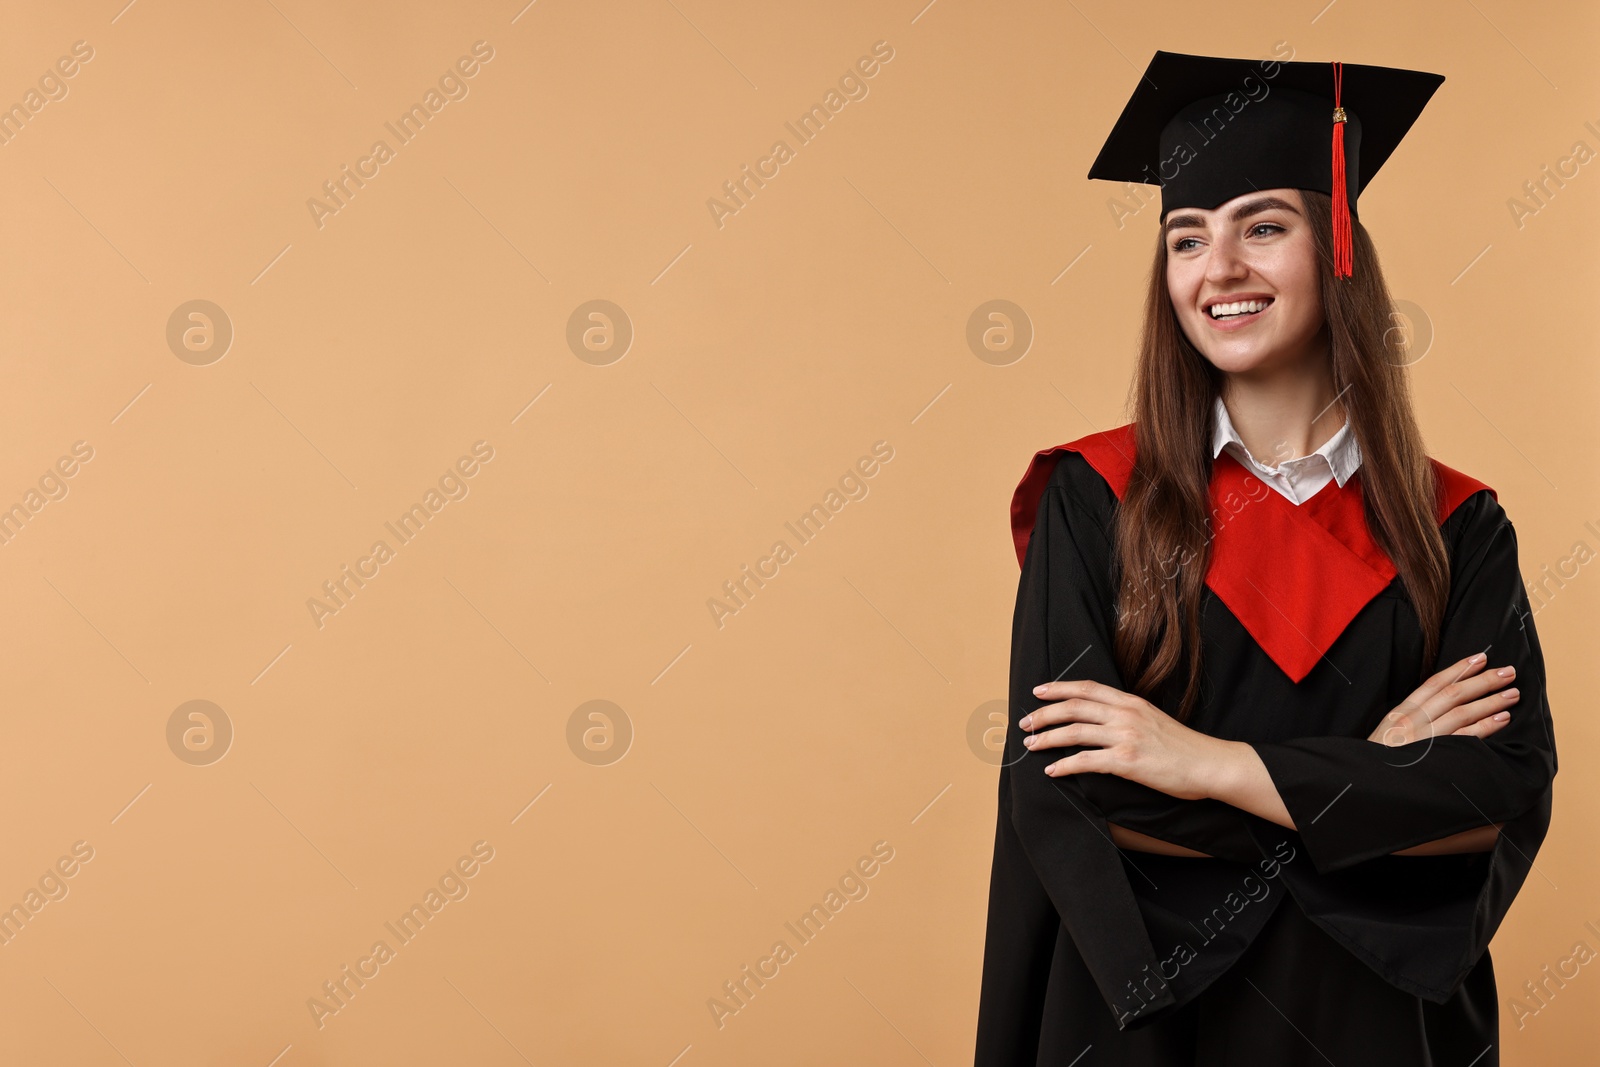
[1218,362,1345,466]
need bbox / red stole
[1009,423,1494,684]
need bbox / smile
[1204,297,1273,329]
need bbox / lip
[1203,295,1274,332]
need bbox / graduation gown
[974,424,1558,1066]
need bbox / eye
[1248,222,1286,238]
[1170,236,1200,252]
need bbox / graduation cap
[1087,51,1445,278]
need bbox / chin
[1184,323,1316,375]
[1193,343,1282,375]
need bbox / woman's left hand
[1019,679,1237,801]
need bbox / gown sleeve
[1248,489,1558,872]
[994,452,1182,1026]
[985,448,1316,1033]
[1011,451,1266,864]
[1245,488,1558,1000]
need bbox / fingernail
[1019,715,1033,730]
[1033,684,1049,695]
[1469,652,1487,664]
[1497,666,1515,677]
[1503,688,1519,698]
[1023,735,1036,747]
[1494,711,1510,720]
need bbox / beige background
[0,0,1594,1064]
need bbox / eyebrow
[1164,196,1302,234]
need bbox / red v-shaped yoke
[1009,423,1494,684]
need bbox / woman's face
[1163,188,1326,376]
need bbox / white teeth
[1208,299,1270,319]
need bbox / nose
[1204,232,1250,286]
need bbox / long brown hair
[1113,189,1448,721]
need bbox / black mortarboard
[1087,51,1445,277]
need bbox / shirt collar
[1210,394,1362,487]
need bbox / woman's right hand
[1369,652,1519,747]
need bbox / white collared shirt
[1211,395,1362,506]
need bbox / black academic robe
[974,424,1557,1066]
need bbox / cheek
[1271,242,1322,307]
[1253,250,1320,329]
[1281,269,1323,332]
[1166,263,1198,311]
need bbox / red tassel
[1330,61,1353,278]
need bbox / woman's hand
[1019,679,1236,801]
[1370,652,1518,747]
[1371,655,1513,857]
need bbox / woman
[974,52,1556,1065]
